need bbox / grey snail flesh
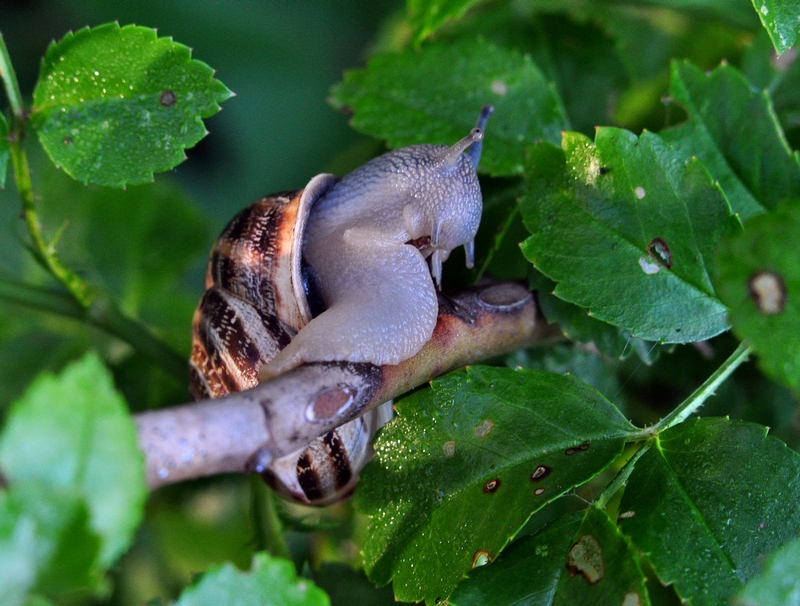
[189,106,491,505]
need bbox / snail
[189,105,493,505]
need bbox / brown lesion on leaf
[567,534,604,584]
[160,90,177,107]
[483,478,501,493]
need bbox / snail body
[190,106,492,505]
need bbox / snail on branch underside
[189,105,493,505]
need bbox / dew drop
[748,270,786,315]
[647,237,672,269]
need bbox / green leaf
[0,113,8,188]
[715,200,800,392]
[506,343,624,404]
[529,270,658,363]
[330,38,569,177]
[30,23,232,187]
[661,60,800,219]
[174,552,330,606]
[451,507,649,606]
[0,482,102,606]
[736,536,800,605]
[620,418,800,606]
[0,352,146,565]
[520,129,733,344]
[407,0,483,44]
[356,366,634,603]
[751,0,799,55]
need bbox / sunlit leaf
[521,129,733,343]
[0,353,146,565]
[356,366,634,603]
[174,552,330,606]
[31,23,232,187]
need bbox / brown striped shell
[189,175,391,505]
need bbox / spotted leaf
[355,365,634,604]
[30,23,232,188]
[715,200,800,392]
[451,507,649,606]
[521,129,734,344]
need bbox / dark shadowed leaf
[30,23,232,187]
[0,113,8,188]
[661,60,800,219]
[452,507,649,606]
[330,38,568,177]
[356,366,634,603]
[715,200,800,392]
[174,553,329,606]
[620,418,800,606]
[520,129,733,343]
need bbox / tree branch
[135,282,562,489]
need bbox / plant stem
[0,278,188,381]
[595,442,651,510]
[251,477,290,560]
[9,140,96,307]
[0,32,24,119]
[656,341,752,431]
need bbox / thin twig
[0,278,188,381]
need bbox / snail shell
[189,106,492,505]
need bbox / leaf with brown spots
[716,200,800,392]
[355,366,635,604]
[451,507,649,606]
[521,128,733,344]
[30,23,232,188]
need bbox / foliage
[0,1,799,605]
